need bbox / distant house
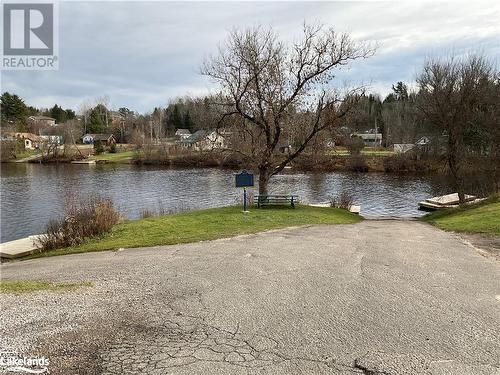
[28,116,56,127]
[393,144,415,154]
[415,136,431,146]
[82,134,116,145]
[351,133,383,147]
[182,129,225,151]
[4,132,42,149]
[394,136,433,154]
[40,135,63,146]
[175,128,191,140]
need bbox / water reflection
[0,163,492,242]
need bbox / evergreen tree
[87,105,108,133]
[65,109,76,120]
[49,104,67,123]
[168,105,183,130]
[118,107,133,117]
[183,111,194,131]
[392,81,409,101]
[0,92,29,128]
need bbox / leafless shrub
[155,201,164,216]
[416,54,499,203]
[329,191,354,210]
[141,208,155,218]
[346,136,365,155]
[140,200,172,218]
[36,194,120,251]
[346,155,368,172]
[0,140,17,161]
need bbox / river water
[0,163,492,242]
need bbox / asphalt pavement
[0,221,499,374]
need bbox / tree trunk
[446,132,467,205]
[450,160,466,205]
[258,166,270,195]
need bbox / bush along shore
[31,148,447,174]
[27,205,362,259]
[135,151,452,174]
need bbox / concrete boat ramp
[308,202,361,214]
[0,235,39,259]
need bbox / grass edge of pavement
[24,205,362,260]
[421,196,500,236]
[0,280,92,294]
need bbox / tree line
[0,92,76,130]
[1,24,498,198]
[0,93,218,143]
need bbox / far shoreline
[4,150,448,175]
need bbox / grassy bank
[0,280,92,294]
[2,148,41,162]
[27,205,361,259]
[88,150,135,163]
[422,198,500,235]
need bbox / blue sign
[235,170,254,188]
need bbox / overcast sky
[1,1,499,113]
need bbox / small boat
[418,193,484,211]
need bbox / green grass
[26,205,361,259]
[360,149,394,156]
[327,148,394,157]
[11,149,41,160]
[0,280,92,294]
[88,150,135,163]
[422,198,500,235]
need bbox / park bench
[255,195,299,208]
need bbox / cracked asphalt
[0,221,499,374]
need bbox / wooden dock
[418,193,484,211]
[71,160,96,164]
[0,235,39,259]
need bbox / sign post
[235,170,254,213]
[243,187,248,212]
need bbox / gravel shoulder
[458,232,500,261]
[0,221,499,375]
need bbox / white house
[175,128,191,140]
[416,136,431,146]
[28,116,56,127]
[182,129,226,151]
[40,135,63,146]
[82,134,116,145]
[351,133,383,147]
[4,132,41,149]
[394,136,432,154]
[393,144,415,154]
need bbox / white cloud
[2,1,499,112]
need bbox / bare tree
[95,95,111,128]
[202,24,374,194]
[78,99,93,134]
[481,72,500,193]
[417,54,497,203]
